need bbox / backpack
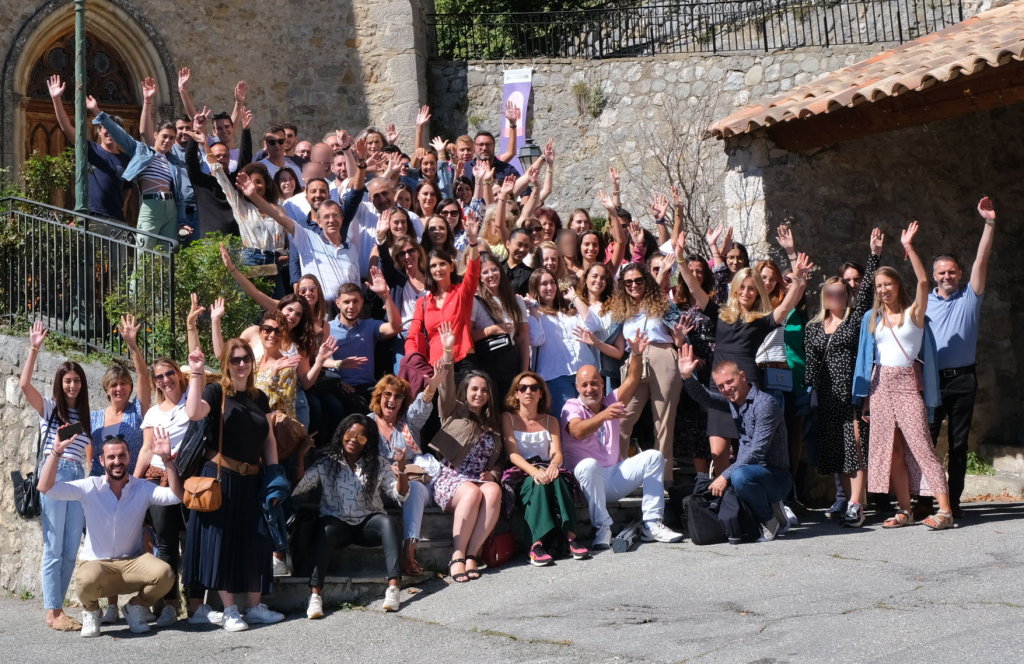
[681,473,728,545]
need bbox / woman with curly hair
[606,262,680,480]
[293,413,409,617]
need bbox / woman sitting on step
[292,414,409,618]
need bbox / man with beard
[38,428,183,637]
[284,178,331,288]
[561,334,683,550]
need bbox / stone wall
[0,335,115,597]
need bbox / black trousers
[309,513,401,588]
[149,502,188,600]
[928,370,978,503]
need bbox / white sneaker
[222,605,249,632]
[307,594,324,620]
[641,520,684,543]
[245,603,284,624]
[272,555,290,577]
[139,605,156,622]
[383,586,401,612]
[772,502,791,534]
[757,517,781,542]
[783,504,799,526]
[592,525,613,550]
[81,609,102,638]
[100,604,119,624]
[122,603,152,634]
[156,604,179,627]
[188,604,224,625]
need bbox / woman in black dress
[804,229,883,527]
[675,234,813,474]
[183,338,283,632]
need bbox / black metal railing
[428,0,964,60]
[0,198,178,362]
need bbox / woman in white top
[754,259,790,379]
[863,222,953,530]
[19,321,93,632]
[573,262,627,390]
[472,251,530,399]
[135,358,193,626]
[526,268,598,419]
[501,372,589,567]
[606,262,681,481]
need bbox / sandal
[465,555,482,580]
[448,558,469,583]
[882,509,914,529]
[922,510,954,531]
[50,614,82,632]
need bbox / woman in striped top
[19,321,94,632]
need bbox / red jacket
[406,257,480,365]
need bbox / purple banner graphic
[500,68,532,175]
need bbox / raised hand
[500,174,516,197]
[978,197,995,222]
[472,160,489,182]
[366,265,389,296]
[504,100,521,123]
[720,226,735,256]
[671,319,694,348]
[628,221,644,247]
[676,343,702,379]
[353,137,369,161]
[629,331,650,357]
[52,425,78,456]
[464,209,481,244]
[119,314,141,347]
[870,227,885,256]
[775,224,795,254]
[142,77,157,104]
[792,253,814,281]
[235,171,258,199]
[573,326,597,346]
[429,357,450,390]
[85,95,99,115]
[219,243,237,272]
[650,194,669,221]
[674,233,687,261]
[597,189,616,213]
[339,356,369,370]
[526,163,540,187]
[542,138,555,166]
[900,221,919,250]
[453,160,466,179]
[376,209,391,242]
[430,136,448,156]
[416,105,431,127]
[46,75,65,100]
[446,142,458,160]
[335,129,353,152]
[187,292,206,328]
[151,426,172,461]
[603,401,628,421]
[29,320,48,350]
[177,67,192,92]
[368,151,388,173]
[671,184,683,209]
[385,123,401,145]
[242,109,253,131]
[234,81,248,105]
[210,297,226,321]
[272,355,300,374]
[608,166,620,189]
[438,321,456,353]
[705,223,724,248]
[317,335,338,361]
[187,348,205,374]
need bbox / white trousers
[573,450,666,528]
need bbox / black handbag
[471,296,514,358]
[10,413,56,519]
[173,409,216,482]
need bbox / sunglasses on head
[518,383,541,393]
[260,325,281,336]
[153,369,176,382]
[103,434,126,443]
[229,355,252,366]
[622,278,645,288]
[265,138,285,146]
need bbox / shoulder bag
[884,317,925,392]
[182,389,224,512]
[472,296,513,357]
[10,412,56,519]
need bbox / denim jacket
[852,310,940,421]
[93,112,181,198]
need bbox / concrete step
[978,443,1024,475]
[963,470,1024,501]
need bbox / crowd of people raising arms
[25,68,998,635]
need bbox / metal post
[74,0,88,214]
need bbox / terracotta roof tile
[708,1,1024,139]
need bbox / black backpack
[681,473,728,545]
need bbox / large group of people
[26,70,996,635]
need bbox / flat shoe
[50,615,82,632]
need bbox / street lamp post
[74,0,88,214]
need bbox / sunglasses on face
[298,285,318,295]
[265,138,285,146]
[440,209,460,217]
[518,383,541,393]
[783,277,794,284]
[382,391,405,401]
[397,248,417,259]
[260,325,281,336]
[343,433,368,445]
[229,355,252,366]
[529,227,543,234]
[153,369,176,383]
[623,278,645,288]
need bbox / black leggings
[149,502,187,601]
[309,513,401,588]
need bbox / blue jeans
[241,247,287,299]
[40,458,85,609]
[545,375,577,422]
[729,464,792,525]
[295,388,310,429]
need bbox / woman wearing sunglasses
[294,414,410,617]
[182,341,284,632]
[804,229,884,527]
[501,371,589,566]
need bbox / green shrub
[965,451,995,476]
[21,149,75,204]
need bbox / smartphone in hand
[57,422,85,442]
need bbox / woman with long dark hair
[293,414,409,617]
[472,251,531,399]
[413,179,442,221]
[375,227,428,372]
[420,214,457,258]
[573,261,626,390]
[437,197,468,252]
[20,321,92,631]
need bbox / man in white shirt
[38,429,183,637]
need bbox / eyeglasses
[397,248,417,259]
[529,227,543,234]
[439,209,460,217]
[265,138,285,146]
[518,383,541,393]
[260,325,281,336]
[622,278,645,288]
[229,355,252,366]
[298,285,318,295]
[153,369,177,383]
[343,433,368,445]
[382,391,405,401]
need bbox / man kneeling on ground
[561,332,683,548]
[677,346,791,542]
[39,428,183,637]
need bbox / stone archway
[0,0,177,176]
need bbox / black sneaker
[825,499,848,520]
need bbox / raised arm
[368,267,402,338]
[902,221,930,327]
[677,344,730,413]
[220,243,279,313]
[119,315,151,417]
[139,77,157,147]
[609,167,621,209]
[706,224,725,268]
[414,106,430,156]
[437,322,457,419]
[19,321,48,416]
[852,230,884,318]
[651,194,670,246]
[972,197,995,296]
[235,171,295,235]
[47,76,75,142]
[773,253,813,325]
[497,101,520,163]
[537,139,555,205]
[209,297,226,360]
[616,333,649,406]
[774,224,799,268]
[674,234,710,310]
[185,349,212,421]
[177,68,198,121]
[89,98,137,156]
[231,81,247,132]
[301,336,336,390]
[597,190,627,268]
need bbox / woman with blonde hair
[676,234,813,475]
[854,222,952,530]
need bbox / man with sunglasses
[259,125,305,187]
[39,430,183,637]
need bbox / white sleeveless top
[253,340,299,362]
[509,414,553,462]
[874,316,923,367]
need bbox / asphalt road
[3,501,1023,663]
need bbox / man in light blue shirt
[925,197,995,517]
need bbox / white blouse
[529,309,599,380]
[622,312,674,349]
[211,161,288,252]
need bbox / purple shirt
[561,389,623,471]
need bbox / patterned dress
[255,366,298,418]
[673,305,715,461]
[431,431,496,511]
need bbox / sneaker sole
[640,534,683,543]
[307,611,323,620]
[529,558,553,567]
[81,630,101,638]
[570,552,590,560]
[223,623,249,632]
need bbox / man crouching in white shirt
[39,428,183,637]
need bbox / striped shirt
[139,152,173,194]
[41,398,90,464]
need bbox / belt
[939,364,974,379]
[205,450,261,475]
[758,361,789,370]
[142,192,173,200]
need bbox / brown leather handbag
[182,389,224,512]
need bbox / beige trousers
[619,343,682,481]
[75,553,175,612]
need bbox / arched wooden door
[23,29,141,221]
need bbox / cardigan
[426,356,503,471]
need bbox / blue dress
[90,398,145,476]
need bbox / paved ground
[3,501,1024,663]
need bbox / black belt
[142,192,173,200]
[939,364,974,379]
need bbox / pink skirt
[867,365,948,496]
